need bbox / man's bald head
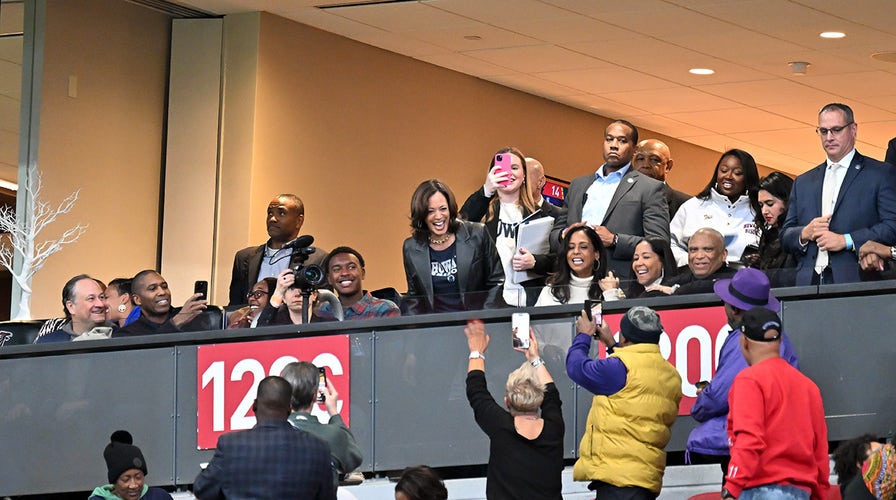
[253,376,293,422]
[633,139,674,182]
[688,227,727,278]
[526,157,546,201]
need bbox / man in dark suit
[193,376,335,500]
[886,137,896,166]
[551,120,670,280]
[781,103,896,285]
[633,139,691,219]
[228,194,327,305]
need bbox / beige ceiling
[6,1,896,178]
[172,0,896,176]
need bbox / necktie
[815,163,841,273]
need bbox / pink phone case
[494,154,513,187]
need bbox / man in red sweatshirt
[723,307,829,500]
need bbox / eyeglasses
[816,122,854,136]
[246,290,269,299]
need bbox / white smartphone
[512,312,530,349]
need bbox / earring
[117,304,127,313]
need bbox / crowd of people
[26,102,896,343]
[28,101,896,499]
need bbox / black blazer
[402,220,505,314]
[228,240,327,305]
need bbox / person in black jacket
[464,320,564,500]
[402,179,505,314]
[460,147,558,306]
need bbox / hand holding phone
[512,313,530,349]
[493,153,513,187]
[194,280,209,300]
[317,367,327,403]
[584,299,602,325]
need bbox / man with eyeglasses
[632,139,691,219]
[781,103,896,285]
[228,194,328,305]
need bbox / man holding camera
[228,194,327,305]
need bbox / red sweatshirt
[726,357,829,500]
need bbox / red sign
[596,306,731,415]
[196,335,350,449]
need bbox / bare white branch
[0,169,88,319]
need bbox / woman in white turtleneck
[535,225,608,307]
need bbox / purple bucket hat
[713,267,780,312]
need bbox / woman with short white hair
[464,320,564,500]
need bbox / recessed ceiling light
[789,61,810,75]
[689,68,715,75]
[464,35,482,40]
[871,51,896,63]
[819,31,846,39]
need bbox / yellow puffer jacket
[573,343,683,493]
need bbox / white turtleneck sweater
[534,273,594,307]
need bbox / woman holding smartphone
[534,225,608,306]
[464,320,564,500]
[460,147,559,307]
[402,179,505,314]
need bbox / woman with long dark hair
[402,179,505,314]
[670,149,761,267]
[600,236,678,300]
[750,172,796,285]
[460,147,558,306]
[534,225,608,306]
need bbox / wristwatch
[612,234,619,247]
[530,357,544,368]
[890,245,896,261]
[469,351,485,360]
[721,487,735,499]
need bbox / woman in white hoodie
[670,149,761,268]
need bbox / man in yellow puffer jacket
[566,306,682,499]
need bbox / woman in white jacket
[670,149,761,268]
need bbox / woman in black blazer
[402,179,505,315]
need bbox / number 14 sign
[196,335,351,449]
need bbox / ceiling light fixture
[819,31,845,39]
[789,61,811,76]
[689,68,715,75]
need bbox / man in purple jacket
[685,268,799,478]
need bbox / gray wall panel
[0,348,177,496]
[782,296,896,440]
[3,290,895,496]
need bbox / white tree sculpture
[0,171,87,320]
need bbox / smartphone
[317,367,327,403]
[511,312,530,349]
[584,299,602,325]
[193,280,209,300]
[494,153,513,187]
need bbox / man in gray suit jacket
[551,120,670,281]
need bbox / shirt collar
[827,148,856,169]
[595,163,631,180]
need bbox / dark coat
[402,220,505,314]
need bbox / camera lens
[302,264,325,287]
[496,155,503,162]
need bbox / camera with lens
[291,263,326,290]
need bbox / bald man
[653,227,735,296]
[633,139,691,218]
[193,376,335,499]
[526,156,567,217]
